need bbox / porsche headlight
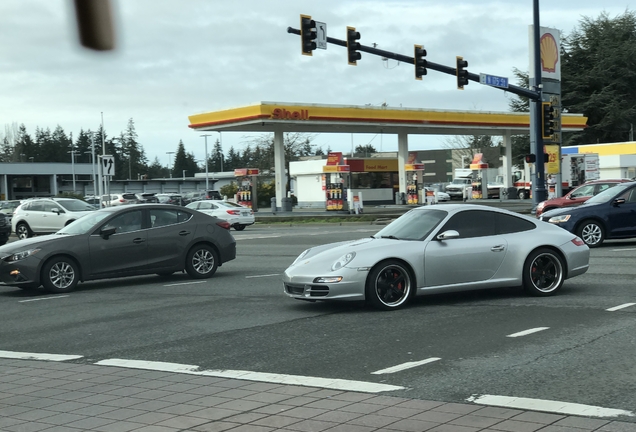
[331,252,356,271]
[548,215,571,224]
[5,248,40,262]
[290,248,311,266]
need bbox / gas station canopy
[188,102,587,210]
[188,101,587,135]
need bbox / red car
[536,178,634,217]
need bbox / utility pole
[201,134,211,190]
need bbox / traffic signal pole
[287,27,540,101]
[531,0,547,204]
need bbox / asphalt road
[1,224,635,420]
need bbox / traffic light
[414,45,427,80]
[300,14,317,56]
[525,154,536,163]
[456,56,469,89]
[346,26,361,65]
[541,102,555,139]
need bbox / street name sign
[479,73,509,89]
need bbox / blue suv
[539,181,636,247]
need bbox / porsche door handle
[491,245,505,252]
[132,238,146,244]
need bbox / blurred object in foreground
[74,0,115,51]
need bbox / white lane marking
[19,295,69,303]
[96,359,405,393]
[467,394,635,418]
[0,350,83,361]
[611,248,636,251]
[606,303,636,312]
[163,281,208,287]
[245,274,280,279]
[506,327,549,338]
[371,357,441,374]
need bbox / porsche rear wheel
[522,248,564,296]
[366,260,413,310]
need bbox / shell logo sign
[271,108,309,120]
[540,33,559,73]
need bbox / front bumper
[283,266,368,301]
[0,260,40,287]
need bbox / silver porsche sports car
[283,204,590,310]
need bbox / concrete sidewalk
[1,357,634,432]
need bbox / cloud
[0,0,630,162]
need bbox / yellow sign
[545,144,560,174]
[322,165,350,173]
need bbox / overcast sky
[0,1,631,167]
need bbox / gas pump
[322,155,350,212]
[407,176,418,204]
[469,153,488,200]
[405,161,425,205]
[325,174,346,211]
[233,168,260,210]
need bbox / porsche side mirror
[436,230,460,241]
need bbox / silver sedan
[283,204,590,310]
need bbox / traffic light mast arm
[287,26,540,101]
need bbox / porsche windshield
[374,208,447,241]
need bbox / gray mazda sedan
[0,204,236,293]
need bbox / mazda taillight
[226,210,241,215]
[216,220,231,230]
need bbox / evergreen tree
[171,140,199,178]
[15,124,35,162]
[354,144,377,157]
[209,139,224,172]
[225,146,240,172]
[561,10,636,145]
[507,68,532,166]
[146,156,169,178]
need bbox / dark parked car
[539,181,636,247]
[0,204,236,293]
[535,179,633,217]
[135,192,160,203]
[0,213,10,246]
[185,190,223,204]
[156,194,185,206]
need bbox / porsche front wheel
[366,260,413,311]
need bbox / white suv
[12,198,96,239]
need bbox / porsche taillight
[571,237,585,246]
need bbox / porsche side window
[441,210,495,238]
[496,213,535,234]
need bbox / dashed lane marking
[506,327,549,338]
[245,274,280,278]
[371,357,441,374]
[19,295,69,303]
[606,303,636,312]
[163,281,208,287]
